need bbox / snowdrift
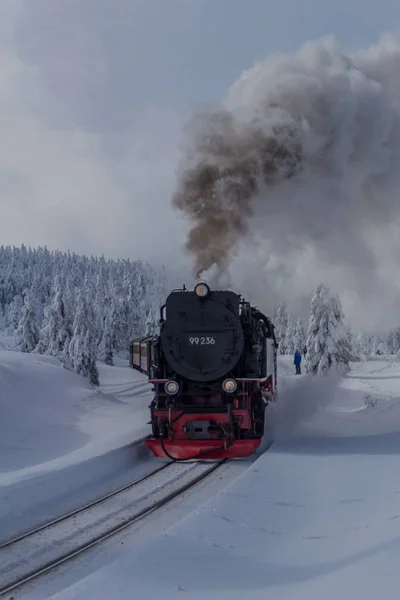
[0,349,152,483]
[0,346,154,540]
[0,350,93,475]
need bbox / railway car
[129,281,278,460]
[129,335,153,373]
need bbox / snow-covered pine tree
[94,264,108,343]
[372,335,387,355]
[384,327,400,354]
[69,291,99,385]
[330,294,352,368]
[98,311,114,366]
[284,317,295,355]
[305,284,351,375]
[274,301,289,354]
[6,294,23,334]
[350,331,370,361]
[358,332,373,356]
[305,284,330,374]
[40,276,72,357]
[15,289,40,352]
[293,318,306,353]
[0,304,5,332]
[392,328,400,354]
[84,329,100,386]
[83,271,98,341]
[144,307,158,336]
[29,276,44,325]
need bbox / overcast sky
[1,0,400,326]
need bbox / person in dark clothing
[303,345,307,356]
[294,350,302,374]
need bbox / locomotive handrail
[159,303,166,323]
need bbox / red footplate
[145,438,261,460]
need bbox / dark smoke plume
[173,107,303,277]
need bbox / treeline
[2,245,399,384]
[0,245,166,385]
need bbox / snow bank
[0,348,153,486]
[49,358,400,600]
[0,349,92,475]
[0,346,156,541]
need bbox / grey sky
[1,0,400,327]
[13,0,400,128]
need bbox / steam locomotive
[129,281,278,460]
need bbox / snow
[0,342,154,541]
[46,355,400,600]
[3,333,400,599]
[0,349,152,486]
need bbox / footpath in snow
[48,356,400,600]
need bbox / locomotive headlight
[165,380,179,395]
[222,378,237,393]
[194,282,210,297]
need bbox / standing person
[294,350,302,375]
[303,345,307,357]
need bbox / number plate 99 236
[188,336,216,345]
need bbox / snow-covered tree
[350,331,370,362]
[330,294,352,367]
[6,294,23,334]
[305,284,351,375]
[374,340,388,355]
[144,307,158,336]
[0,305,5,332]
[84,329,100,386]
[0,244,167,382]
[98,312,114,366]
[293,318,306,353]
[274,301,289,354]
[384,328,400,354]
[284,317,295,355]
[40,276,72,357]
[15,290,40,352]
[68,292,99,385]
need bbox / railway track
[0,459,225,596]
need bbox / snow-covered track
[0,459,225,596]
[0,459,170,550]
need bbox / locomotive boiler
[129,281,278,460]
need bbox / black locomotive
[130,281,277,460]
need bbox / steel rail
[0,460,172,550]
[0,460,225,596]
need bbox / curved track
[0,459,170,550]
[0,459,224,596]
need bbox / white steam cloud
[267,372,340,442]
[173,33,400,329]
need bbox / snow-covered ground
[0,347,152,484]
[42,355,400,600]
[3,337,400,599]
[0,338,154,540]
